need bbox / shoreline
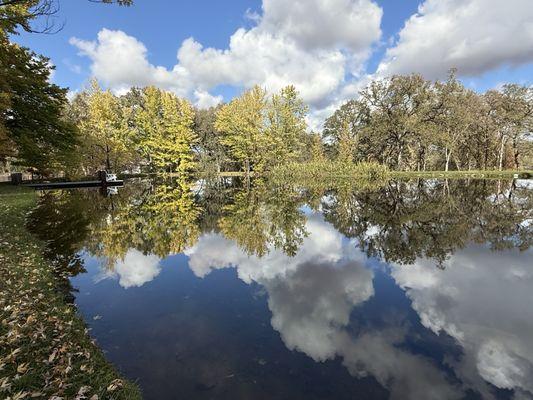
[0,186,141,400]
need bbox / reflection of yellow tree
[219,180,308,257]
[144,181,201,257]
[219,188,270,257]
[96,179,201,262]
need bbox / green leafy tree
[323,99,369,162]
[265,85,308,167]
[308,132,325,162]
[0,38,77,172]
[432,71,477,171]
[485,84,533,170]
[0,0,131,173]
[215,85,267,175]
[194,105,228,174]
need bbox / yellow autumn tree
[77,79,135,172]
[135,87,197,174]
[215,86,267,175]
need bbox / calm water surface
[26,178,533,400]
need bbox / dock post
[97,170,107,183]
[11,172,23,185]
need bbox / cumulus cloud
[260,0,382,51]
[70,29,191,97]
[392,246,533,396]
[377,0,533,79]
[193,90,223,109]
[98,249,162,289]
[70,0,382,122]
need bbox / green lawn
[0,185,141,400]
[390,170,533,179]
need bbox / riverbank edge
[0,185,141,400]
[390,170,533,179]
[179,169,533,179]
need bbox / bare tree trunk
[512,139,520,169]
[397,150,403,171]
[453,155,462,171]
[498,138,506,171]
[445,147,451,172]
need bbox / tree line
[324,71,533,171]
[62,83,312,177]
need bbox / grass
[270,161,390,181]
[0,185,141,400]
[390,170,533,179]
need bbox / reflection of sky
[392,246,533,397]
[185,214,465,399]
[79,212,533,399]
[94,249,161,288]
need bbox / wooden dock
[25,180,124,190]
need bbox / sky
[13,0,533,128]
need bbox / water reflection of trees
[218,180,308,257]
[26,178,532,287]
[321,179,532,266]
[92,180,202,261]
[25,186,137,300]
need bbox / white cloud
[193,90,223,109]
[377,0,533,79]
[70,29,191,97]
[98,249,162,289]
[176,32,348,107]
[392,246,533,396]
[70,0,382,121]
[69,0,533,127]
[260,0,382,51]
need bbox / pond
[26,178,532,400]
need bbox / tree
[0,0,131,173]
[485,84,533,170]
[358,74,433,169]
[322,71,532,172]
[133,86,197,174]
[0,38,77,172]
[73,80,134,172]
[215,86,267,175]
[194,105,228,174]
[432,71,477,171]
[265,85,308,167]
[308,133,325,162]
[323,99,368,162]
[158,91,197,173]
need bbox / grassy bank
[0,185,141,400]
[271,161,390,181]
[390,170,533,179]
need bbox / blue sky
[12,0,533,127]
